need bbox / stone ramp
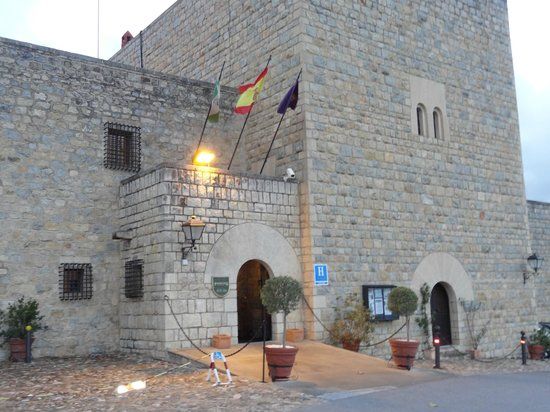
[169,340,446,394]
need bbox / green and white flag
[208,80,220,122]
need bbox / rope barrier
[164,295,265,358]
[302,294,407,348]
[448,343,521,363]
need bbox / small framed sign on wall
[314,264,328,286]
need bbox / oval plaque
[212,277,229,298]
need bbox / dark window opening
[362,285,397,321]
[59,263,93,300]
[433,108,443,139]
[416,105,426,136]
[125,259,144,299]
[104,122,141,172]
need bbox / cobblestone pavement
[0,354,320,411]
[414,355,550,375]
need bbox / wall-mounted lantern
[524,253,544,284]
[181,216,206,259]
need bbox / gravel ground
[0,354,320,411]
[414,355,550,375]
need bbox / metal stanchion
[25,325,32,363]
[520,331,527,365]
[433,330,441,369]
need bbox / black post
[262,311,266,383]
[139,31,143,69]
[433,325,441,369]
[259,68,302,175]
[195,61,226,156]
[521,330,527,365]
[228,55,272,170]
[25,326,32,363]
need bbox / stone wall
[118,165,301,356]
[527,201,550,322]
[0,37,237,360]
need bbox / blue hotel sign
[314,264,329,285]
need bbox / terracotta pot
[286,328,304,343]
[9,337,34,362]
[528,344,545,360]
[265,345,298,381]
[469,349,481,360]
[342,339,361,352]
[389,339,419,369]
[212,334,231,349]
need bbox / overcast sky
[0,0,548,202]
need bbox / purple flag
[277,79,299,114]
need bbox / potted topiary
[329,293,374,352]
[387,286,419,369]
[260,276,302,381]
[528,328,550,360]
[0,297,44,362]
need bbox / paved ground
[1,348,549,411]
[298,371,550,412]
[0,354,319,411]
[171,340,443,394]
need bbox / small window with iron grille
[104,122,141,172]
[59,263,93,300]
[125,259,144,299]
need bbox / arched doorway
[237,260,272,343]
[431,283,452,345]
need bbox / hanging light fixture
[181,216,206,259]
[524,253,544,283]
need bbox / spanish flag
[235,67,268,114]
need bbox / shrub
[0,297,44,343]
[329,293,374,346]
[260,276,302,348]
[388,287,418,341]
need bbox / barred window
[125,259,144,299]
[59,263,93,300]
[104,122,141,172]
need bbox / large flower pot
[342,339,361,352]
[528,344,545,360]
[264,345,298,381]
[286,328,304,343]
[389,339,419,370]
[212,334,231,349]
[9,337,33,362]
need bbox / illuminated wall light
[193,150,215,166]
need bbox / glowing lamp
[129,380,146,390]
[520,338,526,345]
[116,385,129,394]
[193,150,215,166]
[433,338,440,345]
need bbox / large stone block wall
[119,165,300,355]
[299,0,534,356]
[112,0,540,356]
[527,201,550,322]
[0,37,237,360]
[111,0,307,177]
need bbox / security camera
[283,168,296,182]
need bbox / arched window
[433,107,443,139]
[416,104,426,136]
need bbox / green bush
[388,286,418,341]
[329,293,374,346]
[260,276,302,348]
[530,328,550,349]
[0,297,44,343]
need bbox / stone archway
[411,253,474,345]
[204,223,302,342]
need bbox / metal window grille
[125,259,144,299]
[103,122,141,172]
[59,263,93,300]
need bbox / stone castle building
[1,0,548,360]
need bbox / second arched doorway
[237,260,272,343]
[431,282,452,345]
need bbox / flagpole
[195,61,226,155]
[259,68,302,174]
[228,55,272,170]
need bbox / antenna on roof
[97,0,100,58]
